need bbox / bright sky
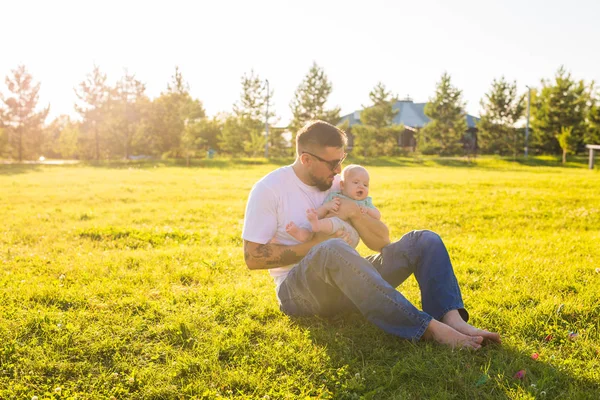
[2,0,599,126]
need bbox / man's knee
[414,230,443,250]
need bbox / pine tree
[148,66,205,157]
[110,70,150,159]
[478,77,526,157]
[289,62,340,138]
[353,82,402,156]
[0,65,49,161]
[232,70,276,156]
[75,65,111,160]
[586,93,600,145]
[531,66,589,154]
[421,72,467,155]
[220,115,249,156]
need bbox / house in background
[338,98,480,151]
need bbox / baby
[286,164,381,247]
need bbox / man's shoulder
[253,166,293,192]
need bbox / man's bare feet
[422,319,484,350]
[441,310,501,345]
[306,208,320,232]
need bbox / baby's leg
[306,209,335,234]
[286,221,313,242]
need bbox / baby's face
[341,169,370,201]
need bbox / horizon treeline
[1,63,599,162]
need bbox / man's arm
[244,231,352,270]
[336,198,390,251]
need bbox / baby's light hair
[341,164,368,181]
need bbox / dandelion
[54,387,62,393]
[32,396,39,400]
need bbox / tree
[586,91,600,145]
[289,62,340,138]
[0,108,8,158]
[109,70,150,159]
[420,72,467,155]
[360,82,398,129]
[0,65,49,161]
[147,66,205,158]
[557,126,577,164]
[478,77,526,157]
[233,70,276,156]
[353,82,402,156]
[75,65,110,160]
[180,117,223,165]
[531,66,589,154]
[219,115,249,156]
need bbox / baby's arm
[315,198,340,218]
[361,206,382,220]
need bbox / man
[242,120,500,349]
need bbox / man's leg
[277,238,483,348]
[366,230,500,344]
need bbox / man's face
[302,146,345,191]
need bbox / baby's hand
[359,205,367,214]
[325,198,341,213]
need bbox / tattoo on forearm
[255,244,273,259]
[266,249,299,266]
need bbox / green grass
[1,156,599,399]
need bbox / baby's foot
[306,209,320,232]
[286,221,300,236]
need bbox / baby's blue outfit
[324,191,376,209]
[321,191,376,248]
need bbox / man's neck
[291,160,314,186]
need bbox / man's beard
[309,171,333,191]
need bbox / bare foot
[306,208,320,232]
[422,319,483,350]
[286,221,312,242]
[442,310,501,345]
[286,221,300,236]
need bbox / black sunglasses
[302,151,347,170]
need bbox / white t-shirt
[242,165,341,292]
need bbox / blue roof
[340,100,479,129]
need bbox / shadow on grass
[290,314,599,399]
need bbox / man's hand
[334,197,361,221]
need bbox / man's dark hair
[296,120,347,154]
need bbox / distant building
[339,98,479,151]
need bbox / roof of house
[339,100,479,129]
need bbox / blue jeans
[277,230,469,340]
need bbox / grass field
[1,156,599,399]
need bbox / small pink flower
[531,352,539,360]
[544,334,553,342]
[513,369,526,379]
